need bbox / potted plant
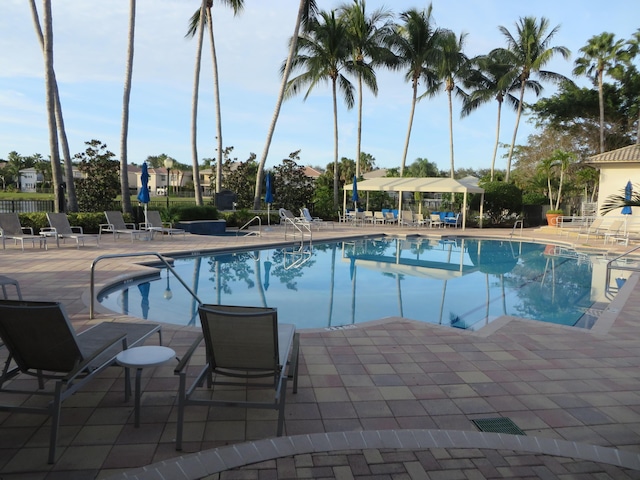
[538,149,574,227]
[545,208,564,227]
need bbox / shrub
[479,181,523,225]
[522,192,547,206]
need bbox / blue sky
[0,0,637,174]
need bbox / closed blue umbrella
[352,175,359,210]
[137,162,150,225]
[264,260,272,290]
[622,180,632,215]
[265,172,274,227]
[138,282,150,320]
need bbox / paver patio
[1,223,640,479]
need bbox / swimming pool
[98,236,613,331]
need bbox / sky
[0,0,637,175]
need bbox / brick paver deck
[1,224,640,479]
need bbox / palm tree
[625,29,640,144]
[573,32,627,153]
[187,0,244,207]
[461,50,535,181]
[389,6,440,176]
[285,9,355,208]
[432,29,468,179]
[186,1,207,206]
[338,0,394,179]
[28,0,78,211]
[496,16,571,182]
[253,0,317,210]
[118,0,138,215]
[41,0,63,213]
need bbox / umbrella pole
[265,204,271,231]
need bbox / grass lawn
[0,192,209,205]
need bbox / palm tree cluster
[34,2,638,217]
[279,2,573,207]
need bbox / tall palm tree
[253,0,317,210]
[285,9,355,208]
[28,0,77,211]
[185,1,207,206]
[187,0,244,206]
[119,0,136,215]
[496,16,570,182]
[41,0,63,213]
[389,6,440,176]
[338,0,395,179]
[461,50,535,181]
[627,28,640,145]
[573,32,627,153]
[432,29,468,179]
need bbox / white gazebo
[343,176,485,230]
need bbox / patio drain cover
[472,417,525,435]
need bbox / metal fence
[0,199,55,213]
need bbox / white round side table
[116,345,176,427]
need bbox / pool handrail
[89,252,203,319]
[237,216,261,237]
[605,244,640,298]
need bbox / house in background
[18,168,42,192]
[131,165,192,196]
[587,144,640,218]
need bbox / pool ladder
[510,219,524,238]
[89,252,202,319]
[604,244,640,299]
[237,216,262,237]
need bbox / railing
[0,199,55,213]
[89,252,203,319]
[283,244,313,270]
[510,219,523,238]
[605,245,640,299]
[237,215,261,237]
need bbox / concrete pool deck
[2,223,640,479]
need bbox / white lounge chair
[140,210,185,239]
[100,211,151,242]
[41,212,99,248]
[0,213,47,250]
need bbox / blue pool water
[98,237,612,331]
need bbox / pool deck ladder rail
[89,252,203,320]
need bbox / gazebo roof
[587,145,640,165]
[344,176,484,194]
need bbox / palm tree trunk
[447,88,454,179]
[356,73,363,179]
[505,80,526,183]
[207,7,224,203]
[597,69,605,153]
[119,0,135,215]
[491,99,503,181]
[400,82,418,176]
[29,0,77,211]
[332,78,340,208]
[189,0,206,207]
[42,0,63,213]
[253,0,307,210]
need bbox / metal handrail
[510,219,523,238]
[237,215,261,236]
[89,252,203,319]
[605,245,640,296]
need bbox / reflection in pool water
[98,237,612,331]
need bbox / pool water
[98,237,613,331]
